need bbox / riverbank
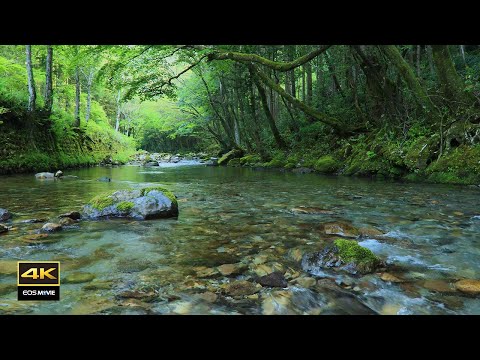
[215,128,480,186]
[0,114,135,175]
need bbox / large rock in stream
[302,239,384,275]
[82,187,178,220]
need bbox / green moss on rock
[334,238,380,270]
[227,158,241,167]
[116,201,134,212]
[240,154,261,166]
[141,186,177,205]
[314,155,340,173]
[89,192,115,210]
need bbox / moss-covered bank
[0,112,135,174]
[231,125,480,186]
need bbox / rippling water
[1,164,479,314]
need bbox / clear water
[1,164,479,314]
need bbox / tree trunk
[74,67,81,127]
[305,61,313,105]
[26,45,36,113]
[44,45,53,115]
[248,79,267,160]
[380,45,438,118]
[431,45,477,108]
[416,45,421,77]
[460,45,466,65]
[426,45,435,76]
[115,89,121,132]
[301,65,306,101]
[251,69,287,149]
[84,69,94,122]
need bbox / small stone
[291,206,334,215]
[194,266,218,278]
[197,291,218,303]
[0,224,8,234]
[453,211,464,216]
[359,227,384,237]
[423,279,455,293]
[455,279,480,295]
[41,222,63,232]
[20,233,58,244]
[0,208,12,221]
[172,301,192,314]
[288,248,304,262]
[59,217,76,226]
[118,290,156,302]
[58,211,81,220]
[253,254,269,265]
[19,218,46,223]
[64,272,96,284]
[257,272,288,288]
[217,263,246,276]
[83,280,114,291]
[380,304,402,315]
[294,276,317,288]
[323,221,359,238]
[223,280,259,297]
[380,272,405,283]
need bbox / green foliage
[240,154,261,166]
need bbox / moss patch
[141,186,177,205]
[227,158,241,167]
[314,155,340,173]
[89,192,115,210]
[116,201,134,212]
[334,238,380,269]
[240,154,261,166]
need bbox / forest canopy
[1,45,480,183]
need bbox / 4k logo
[17,261,60,301]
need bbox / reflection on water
[1,165,480,314]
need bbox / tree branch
[207,45,332,72]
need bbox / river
[1,162,480,314]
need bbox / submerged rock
[64,272,96,284]
[0,283,16,296]
[35,172,55,179]
[422,279,455,293]
[217,263,246,276]
[58,211,81,220]
[97,176,111,182]
[223,280,259,297]
[454,279,480,295]
[302,239,383,275]
[197,291,218,303]
[0,208,12,221]
[58,217,76,226]
[323,221,360,238]
[41,222,63,232]
[257,272,288,288]
[0,260,17,275]
[82,187,178,220]
[205,158,218,166]
[291,206,335,215]
[0,224,8,234]
[379,272,405,283]
[19,218,46,224]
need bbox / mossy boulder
[314,155,340,173]
[218,149,244,166]
[302,239,383,275]
[83,186,178,220]
[240,154,261,166]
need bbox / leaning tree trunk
[26,45,36,113]
[44,45,53,115]
[431,45,477,109]
[84,69,94,122]
[251,69,287,150]
[380,45,438,119]
[74,67,81,127]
